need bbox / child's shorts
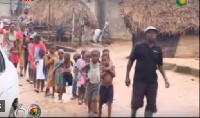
[63,74,73,86]
[78,85,85,94]
[100,84,114,105]
[86,82,100,102]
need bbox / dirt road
[18,41,199,117]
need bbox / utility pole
[48,0,51,40]
[71,8,75,44]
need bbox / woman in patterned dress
[16,22,26,77]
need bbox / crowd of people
[0,6,171,117]
[0,17,116,117]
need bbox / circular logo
[27,104,41,117]
[176,0,186,7]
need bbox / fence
[0,0,35,17]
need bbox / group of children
[31,45,116,117]
[70,49,115,117]
[1,20,116,117]
[33,46,116,117]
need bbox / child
[32,34,46,88]
[75,49,86,104]
[71,53,81,100]
[63,53,73,88]
[26,22,37,82]
[45,45,58,98]
[102,49,113,66]
[81,51,91,104]
[83,50,101,117]
[34,50,46,93]
[10,41,19,68]
[99,54,115,117]
[76,49,90,105]
[16,22,26,77]
[27,37,34,84]
[54,49,65,101]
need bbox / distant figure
[92,29,103,43]
[18,8,33,25]
[10,41,19,68]
[56,24,65,42]
[0,19,10,46]
[92,21,109,44]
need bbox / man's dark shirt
[130,41,163,84]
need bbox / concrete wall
[81,0,131,40]
[105,0,131,39]
[0,0,11,16]
[0,0,39,17]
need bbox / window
[0,51,5,73]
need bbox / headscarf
[20,22,27,27]
[58,49,64,53]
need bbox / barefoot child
[10,41,19,68]
[35,50,46,93]
[102,49,113,66]
[75,49,88,105]
[27,37,34,84]
[81,51,91,104]
[71,53,81,100]
[54,49,65,101]
[99,54,115,117]
[83,50,101,117]
[63,53,73,88]
[32,34,46,88]
[45,45,58,98]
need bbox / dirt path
[18,41,199,117]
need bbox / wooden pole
[79,17,83,46]
[144,0,147,27]
[23,1,25,12]
[10,0,12,16]
[48,0,51,40]
[71,8,75,44]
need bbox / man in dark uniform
[125,26,170,117]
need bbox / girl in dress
[16,22,26,77]
[54,49,65,101]
[35,50,46,93]
[10,41,19,68]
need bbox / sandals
[20,73,23,77]
[70,96,77,100]
[78,100,82,105]
[29,81,34,84]
[34,89,39,93]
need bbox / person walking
[125,26,170,117]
